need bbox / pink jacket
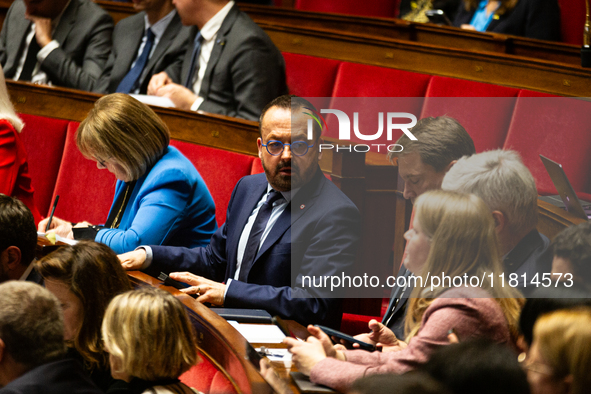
[309,287,512,392]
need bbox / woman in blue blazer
[39,94,217,254]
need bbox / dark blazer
[505,229,550,295]
[453,0,561,41]
[381,265,413,339]
[166,4,287,121]
[95,11,191,94]
[0,0,113,91]
[147,169,360,328]
[0,358,103,394]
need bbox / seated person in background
[147,0,288,120]
[453,0,561,41]
[421,339,530,394]
[526,307,591,394]
[0,0,113,91]
[118,95,361,328]
[35,241,133,392]
[285,190,523,392]
[550,222,591,292]
[101,287,199,394]
[0,194,38,283]
[95,0,192,94]
[0,281,103,394]
[348,373,451,394]
[39,94,217,254]
[355,116,475,344]
[442,149,550,295]
[400,0,461,23]
[0,66,41,223]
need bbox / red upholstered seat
[295,0,399,18]
[50,122,116,224]
[327,62,431,152]
[18,114,69,217]
[170,140,256,226]
[180,353,237,394]
[282,52,341,98]
[502,95,591,195]
[420,76,520,152]
[557,0,586,45]
[250,158,264,175]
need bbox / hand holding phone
[314,325,377,352]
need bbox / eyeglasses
[262,140,315,156]
[518,352,554,376]
[95,156,109,168]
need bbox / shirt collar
[200,1,235,41]
[266,184,299,203]
[144,9,177,40]
[19,261,35,281]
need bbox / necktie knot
[265,190,283,207]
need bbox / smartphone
[315,325,376,352]
[158,272,196,298]
[425,9,452,26]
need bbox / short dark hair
[350,372,451,394]
[0,194,37,267]
[552,222,591,284]
[388,116,475,172]
[421,339,529,394]
[36,241,133,370]
[258,95,322,140]
[0,281,66,369]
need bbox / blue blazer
[147,168,360,328]
[96,146,217,254]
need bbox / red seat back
[18,114,69,217]
[282,52,341,98]
[295,0,399,18]
[557,0,586,45]
[503,94,591,195]
[180,353,237,394]
[421,76,520,152]
[170,140,256,226]
[51,122,116,223]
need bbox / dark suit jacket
[0,0,113,91]
[505,229,550,296]
[147,168,360,328]
[95,11,191,94]
[166,4,287,121]
[453,0,560,41]
[381,265,413,339]
[0,358,103,394]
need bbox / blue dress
[96,146,217,254]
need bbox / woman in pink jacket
[286,190,523,392]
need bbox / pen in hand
[45,195,60,232]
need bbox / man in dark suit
[0,281,102,393]
[0,0,113,91]
[0,195,40,284]
[119,95,360,328]
[146,0,287,121]
[95,0,191,94]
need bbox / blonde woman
[286,190,523,392]
[101,287,200,394]
[525,307,591,394]
[0,66,41,223]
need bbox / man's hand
[284,333,329,376]
[118,249,147,271]
[170,272,226,306]
[38,216,73,239]
[154,83,197,110]
[26,16,53,47]
[147,71,172,95]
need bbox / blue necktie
[239,190,283,281]
[184,32,203,89]
[116,28,155,93]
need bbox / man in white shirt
[147,0,287,121]
[0,0,112,91]
[96,0,192,94]
[0,195,39,284]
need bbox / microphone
[582,0,591,67]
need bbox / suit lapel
[118,14,145,75]
[144,11,180,74]
[199,4,239,97]
[52,0,78,46]
[181,26,200,83]
[9,17,32,75]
